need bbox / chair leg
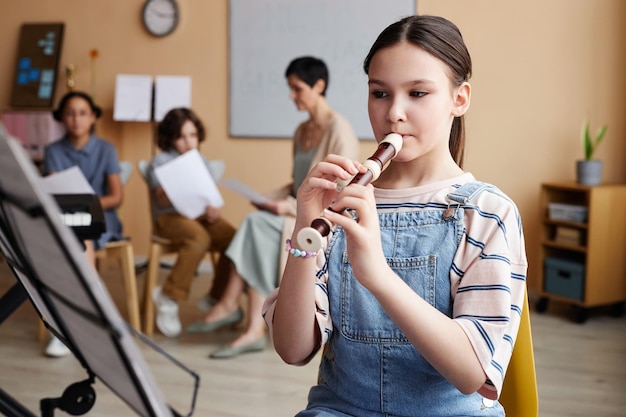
[37,320,47,342]
[143,243,163,336]
[107,244,141,332]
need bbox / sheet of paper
[219,178,271,204]
[113,74,153,122]
[154,149,223,219]
[154,75,192,122]
[39,166,95,194]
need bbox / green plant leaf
[581,119,607,160]
[583,120,592,160]
[594,125,607,148]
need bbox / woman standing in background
[187,56,360,359]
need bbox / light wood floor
[1,259,625,417]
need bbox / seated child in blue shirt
[42,91,124,358]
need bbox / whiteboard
[229,0,415,140]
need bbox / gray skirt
[225,210,285,296]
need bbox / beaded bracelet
[285,239,321,258]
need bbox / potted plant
[576,119,607,185]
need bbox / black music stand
[0,126,198,417]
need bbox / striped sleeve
[450,186,528,400]
[261,251,332,365]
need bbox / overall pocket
[339,252,437,343]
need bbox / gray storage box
[544,257,585,301]
[548,203,588,223]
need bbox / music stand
[0,126,198,417]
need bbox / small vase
[576,160,603,185]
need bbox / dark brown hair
[157,107,206,151]
[285,56,329,96]
[52,91,102,133]
[363,15,472,168]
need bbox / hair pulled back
[363,15,472,167]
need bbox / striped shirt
[263,172,528,400]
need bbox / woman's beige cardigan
[265,111,360,280]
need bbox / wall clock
[142,0,179,37]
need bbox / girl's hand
[295,154,362,226]
[321,183,389,291]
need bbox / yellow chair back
[499,288,539,417]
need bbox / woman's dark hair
[285,56,329,96]
[52,91,102,122]
[157,107,206,151]
[363,15,472,168]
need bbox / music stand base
[40,379,96,417]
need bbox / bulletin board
[228,0,415,140]
[10,23,65,109]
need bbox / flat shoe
[209,337,267,359]
[186,308,243,333]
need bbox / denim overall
[298,182,504,417]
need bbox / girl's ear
[452,82,471,117]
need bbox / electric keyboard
[53,194,106,240]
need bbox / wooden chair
[118,160,133,185]
[499,288,539,417]
[93,240,141,331]
[92,160,141,331]
[137,159,224,336]
[38,161,141,340]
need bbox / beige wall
[1,0,625,293]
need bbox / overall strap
[446,181,492,206]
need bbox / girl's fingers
[296,155,368,220]
[305,176,342,191]
[309,155,362,182]
[298,156,363,202]
[324,185,377,229]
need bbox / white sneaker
[196,295,217,312]
[45,336,71,358]
[152,286,181,338]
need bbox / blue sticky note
[18,57,31,70]
[41,69,54,83]
[17,72,29,85]
[30,68,40,81]
[38,83,52,99]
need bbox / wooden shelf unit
[537,182,626,322]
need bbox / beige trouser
[155,213,236,302]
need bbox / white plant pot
[576,160,603,186]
